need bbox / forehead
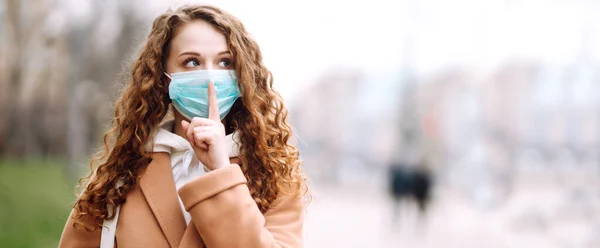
[170,20,229,55]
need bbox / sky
[61,0,600,103]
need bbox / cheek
[164,58,175,73]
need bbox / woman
[59,5,307,248]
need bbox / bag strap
[100,205,121,248]
[100,180,123,248]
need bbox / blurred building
[291,57,600,206]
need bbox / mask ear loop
[164,72,172,80]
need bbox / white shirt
[100,120,240,248]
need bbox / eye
[183,58,200,68]
[218,59,232,68]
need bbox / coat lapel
[139,152,187,248]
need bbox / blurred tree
[1,0,65,157]
[65,0,146,180]
[0,0,6,154]
[0,0,146,177]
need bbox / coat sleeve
[58,208,102,248]
[178,164,304,248]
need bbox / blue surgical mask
[166,70,241,120]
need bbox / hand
[181,82,230,171]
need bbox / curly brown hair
[72,5,306,230]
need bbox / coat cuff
[178,164,247,211]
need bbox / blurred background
[1,0,600,247]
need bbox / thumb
[181,120,190,132]
[181,120,194,145]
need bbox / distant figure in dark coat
[388,161,433,225]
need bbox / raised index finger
[208,81,220,121]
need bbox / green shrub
[0,159,76,248]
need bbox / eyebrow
[178,51,231,58]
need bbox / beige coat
[59,152,304,247]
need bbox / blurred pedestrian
[388,158,433,226]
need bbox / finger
[196,143,208,150]
[208,81,220,121]
[181,120,190,132]
[193,126,214,133]
[191,128,209,150]
[193,131,218,147]
[189,117,217,126]
[182,120,195,146]
[193,126,217,145]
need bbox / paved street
[303,176,600,248]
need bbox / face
[166,20,234,74]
